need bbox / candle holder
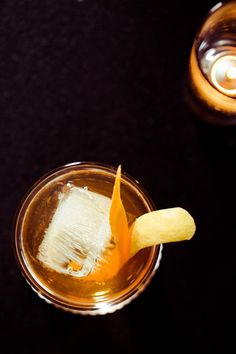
[186,1,236,126]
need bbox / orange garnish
[109,165,130,265]
[131,207,196,255]
[82,166,131,282]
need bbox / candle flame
[210,55,236,97]
[226,67,236,80]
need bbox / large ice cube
[37,186,112,277]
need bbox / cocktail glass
[14,162,162,315]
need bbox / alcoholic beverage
[14,162,162,314]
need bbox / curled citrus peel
[79,165,130,282]
[109,165,131,266]
[109,166,196,264]
[130,207,196,256]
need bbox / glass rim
[194,1,234,49]
[13,161,162,315]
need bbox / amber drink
[14,162,162,314]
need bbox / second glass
[187,1,236,125]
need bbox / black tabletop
[0,1,235,353]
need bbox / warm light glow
[210,55,236,97]
[226,67,236,80]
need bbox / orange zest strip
[109,165,131,266]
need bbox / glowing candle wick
[226,67,236,80]
[210,55,236,97]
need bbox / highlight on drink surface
[14,162,196,315]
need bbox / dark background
[0,0,235,353]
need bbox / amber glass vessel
[14,162,162,315]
